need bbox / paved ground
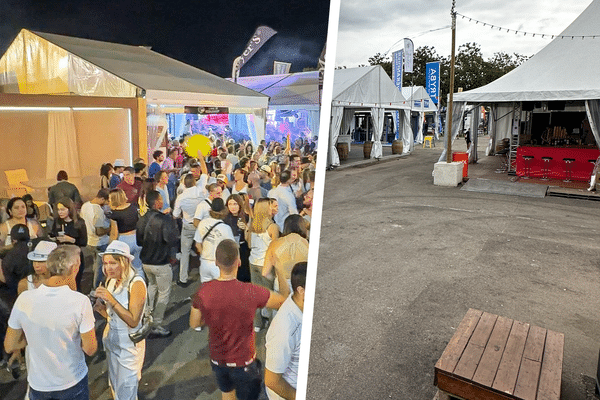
[308,138,600,399]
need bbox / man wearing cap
[194,198,234,283]
[136,190,179,338]
[259,165,273,191]
[264,262,306,400]
[190,239,285,400]
[5,245,97,400]
[215,174,231,199]
[0,224,34,301]
[80,189,111,288]
[110,160,125,189]
[268,170,299,232]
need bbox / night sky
[0,0,330,78]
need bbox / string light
[456,12,600,40]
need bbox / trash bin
[452,151,469,179]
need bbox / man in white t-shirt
[265,262,306,400]
[268,170,298,232]
[4,245,97,400]
[194,198,234,283]
[193,183,222,227]
[80,188,111,288]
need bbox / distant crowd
[0,134,316,400]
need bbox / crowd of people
[0,134,316,400]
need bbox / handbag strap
[202,221,223,242]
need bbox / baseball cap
[216,174,228,184]
[100,240,135,261]
[260,165,271,174]
[28,241,58,261]
[10,224,30,242]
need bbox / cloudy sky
[334,0,592,67]
[0,0,329,78]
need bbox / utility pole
[446,0,457,163]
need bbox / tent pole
[446,0,457,163]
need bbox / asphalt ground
[307,140,600,399]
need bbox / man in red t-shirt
[116,166,142,204]
[190,239,285,400]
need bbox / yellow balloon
[184,135,212,158]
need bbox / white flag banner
[273,61,292,74]
[404,38,414,73]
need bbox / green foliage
[367,42,529,106]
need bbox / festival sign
[426,61,440,104]
[392,50,403,89]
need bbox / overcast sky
[0,0,328,78]
[335,0,592,67]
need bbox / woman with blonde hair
[94,240,147,400]
[246,197,279,331]
[108,189,143,278]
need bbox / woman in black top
[22,194,40,221]
[108,188,144,278]
[50,197,87,291]
[224,194,251,282]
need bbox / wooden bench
[434,308,564,400]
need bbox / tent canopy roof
[454,0,600,103]
[32,31,267,99]
[230,71,319,110]
[402,86,438,112]
[332,66,409,109]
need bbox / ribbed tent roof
[0,29,268,108]
[332,66,409,109]
[454,0,600,102]
[231,71,319,110]
[402,86,438,112]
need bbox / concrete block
[433,162,463,187]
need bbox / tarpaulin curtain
[585,100,600,149]
[328,106,344,166]
[438,101,465,162]
[402,109,414,154]
[46,110,81,179]
[468,108,480,164]
[370,107,385,159]
[416,112,424,144]
[341,109,354,136]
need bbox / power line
[456,12,599,40]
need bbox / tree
[367,43,528,106]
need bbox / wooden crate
[434,309,564,400]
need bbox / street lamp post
[446,0,457,163]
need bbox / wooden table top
[434,309,564,400]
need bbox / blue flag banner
[425,62,440,104]
[392,50,403,89]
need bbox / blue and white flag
[404,38,414,73]
[392,50,403,89]
[425,61,440,104]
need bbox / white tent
[402,86,438,143]
[0,29,270,144]
[231,71,320,139]
[452,0,600,159]
[329,66,411,166]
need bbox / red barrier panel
[516,146,599,181]
[452,152,469,179]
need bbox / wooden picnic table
[434,308,564,400]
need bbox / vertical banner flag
[238,26,278,70]
[425,61,440,104]
[273,61,292,74]
[392,50,403,139]
[403,38,414,73]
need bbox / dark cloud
[0,0,329,77]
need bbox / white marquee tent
[231,71,320,138]
[402,86,438,144]
[452,0,600,158]
[329,65,411,166]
